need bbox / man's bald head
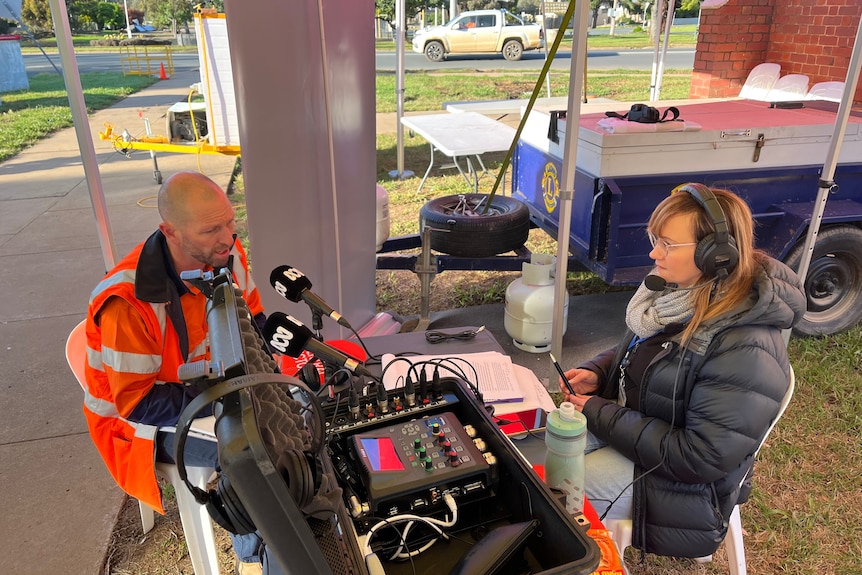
[156,172,236,272]
[158,171,228,227]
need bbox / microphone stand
[311,309,324,341]
[309,308,336,399]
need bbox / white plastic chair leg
[604,518,632,575]
[725,505,746,575]
[157,462,220,575]
[139,500,156,534]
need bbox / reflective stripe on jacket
[83,230,262,513]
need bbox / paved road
[23,51,202,76]
[23,48,695,77]
[375,48,695,71]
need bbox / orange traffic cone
[158,62,169,80]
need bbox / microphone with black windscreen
[644,274,717,292]
[269,265,352,329]
[262,312,372,378]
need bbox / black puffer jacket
[580,257,806,557]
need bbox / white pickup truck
[412,9,544,62]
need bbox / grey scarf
[625,282,695,339]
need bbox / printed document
[381,351,524,403]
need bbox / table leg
[450,155,473,190]
[474,154,489,177]
[465,156,478,193]
[416,143,436,193]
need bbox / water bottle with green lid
[544,401,587,515]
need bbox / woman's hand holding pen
[557,368,599,412]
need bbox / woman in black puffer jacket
[558,184,806,558]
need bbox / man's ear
[159,221,176,241]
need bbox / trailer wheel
[784,225,862,336]
[424,41,445,62]
[502,40,524,62]
[419,193,530,258]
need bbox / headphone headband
[670,182,739,278]
[672,183,730,243]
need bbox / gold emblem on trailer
[542,162,559,213]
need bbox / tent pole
[47,0,117,270]
[649,0,664,101]
[389,0,413,180]
[551,0,590,369]
[785,15,862,343]
[655,1,674,99]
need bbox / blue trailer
[511,98,862,336]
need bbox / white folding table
[400,112,517,193]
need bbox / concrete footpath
[0,72,628,574]
[0,69,238,575]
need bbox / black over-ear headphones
[673,183,739,279]
[174,374,320,535]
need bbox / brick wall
[692,0,861,103]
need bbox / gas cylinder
[504,254,568,353]
[376,184,390,252]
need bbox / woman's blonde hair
[648,186,766,344]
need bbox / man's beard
[186,240,231,269]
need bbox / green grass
[0,72,156,162]
[584,24,699,49]
[375,69,692,113]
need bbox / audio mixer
[350,411,493,515]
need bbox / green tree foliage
[95,2,125,30]
[138,0,194,31]
[69,0,99,29]
[21,0,54,32]
[677,0,701,18]
[375,0,429,31]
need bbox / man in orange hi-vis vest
[83,171,276,575]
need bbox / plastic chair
[765,74,810,102]
[805,81,845,102]
[605,366,795,575]
[738,63,781,100]
[65,320,221,575]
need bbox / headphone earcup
[205,473,256,535]
[695,232,739,278]
[277,448,316,508]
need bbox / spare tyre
[419,193,531,258]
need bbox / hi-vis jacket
[83,230,263,513]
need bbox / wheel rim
[427,44,442,60]
[439,196,505,217]
[504,43,521,60]
[803,252,861,321]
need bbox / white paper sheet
[381,351,524,403]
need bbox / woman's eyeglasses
[648,231,697,258]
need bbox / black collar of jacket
[134,230,191,359]
[135,230,190,303]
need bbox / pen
[549,353,576,396]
